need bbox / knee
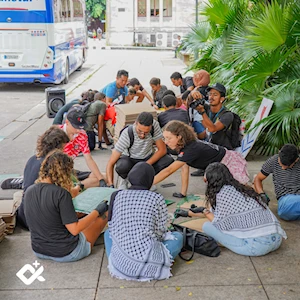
[202,221,212,233]
[115,157,132,177]
[172,232,184,248]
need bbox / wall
[107,0,197,46]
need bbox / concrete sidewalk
[0,50,299,300]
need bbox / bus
[0,0,87,84]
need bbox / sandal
[173,192,186,198]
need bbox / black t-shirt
[158,108,189,128]
[209,108,234,150]
[17,155,44,229]
[177,140,226,169]
[24,183,79,257]
[180,77,194,93]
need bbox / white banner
[236,97,274,158]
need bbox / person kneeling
[24,150,108,262]
[178,163,287,257]
[104,162,183,281]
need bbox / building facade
[106,0,196,47]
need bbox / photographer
[195,83,234,150]
[187,70,211,142]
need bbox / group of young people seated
[5,68,299,282]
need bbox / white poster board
[236,98,274,158]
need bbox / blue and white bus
[0,0,87,84]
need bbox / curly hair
[163,120,197,149]
[36,150,74,193]
[36,126,69,158]
[205,163,266,209]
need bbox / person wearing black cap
[59,106,108,189]
[195,83,235,150]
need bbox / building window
[138,0,146,17]
[163,0,172,17]
[150,0,159,17]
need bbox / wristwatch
[199,110,206,115]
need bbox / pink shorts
[221,150,249,184]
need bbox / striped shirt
[261,154,300,199]
[115,120,163,159]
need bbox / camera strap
[209,106,226,123]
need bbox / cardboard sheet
[179,218,209,232]
[73,187,117,214]
[0,199,18,217]
[180,199,206,209]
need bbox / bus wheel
[63,59,69,84]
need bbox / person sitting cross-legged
[104,162,183,281]
[176,163,287,257]
[24,150,109,262]
[106,112,174,190]
[254,144,300,221]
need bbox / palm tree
[182,0,300,155]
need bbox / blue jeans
[104,230,183,260]
[202,222,282,256]
[278,194,300,221]
[34,232,91,262]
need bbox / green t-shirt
[85,101,106,131]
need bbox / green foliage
[86,0,106,20]
[182,0,300,155]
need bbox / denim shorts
[34,232,91,262]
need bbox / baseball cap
[66,106,87,129]
[207,83,226,95]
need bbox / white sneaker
[118,177,129,190]
[150,185,157,192]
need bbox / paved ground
[0,47,299,300]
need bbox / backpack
[219,109,243,149]
[119,124,155,155]
[79,100,93,115]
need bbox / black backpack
[119,124,155,155]
[79,100,93,115]
[219,109,242,149]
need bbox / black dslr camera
[190,98,206,109]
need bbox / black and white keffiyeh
[212,185,287,239]
[108,189,172,281]
[107,162,173,281]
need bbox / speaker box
[45,87,66,118]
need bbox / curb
[0,63,104,143]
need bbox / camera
[190,98,206,109]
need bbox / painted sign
[236,97,274,158]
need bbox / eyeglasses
[136,127,151,136]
